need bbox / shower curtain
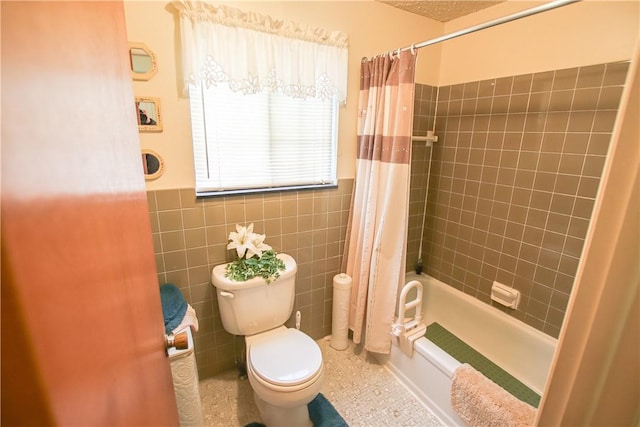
[343,50,416,354]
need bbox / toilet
[211,253,324,427]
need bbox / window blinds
[189,83,338,195]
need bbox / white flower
[246,232,272,259]
[227,223,254,258]
[227,223,272,259]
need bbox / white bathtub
[375,273,558,426]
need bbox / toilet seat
[248,328,323,389]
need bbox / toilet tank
[211,253,296,336]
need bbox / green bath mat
[245,393,348,427]
[425,322,541,407]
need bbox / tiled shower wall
[411,61,629,338]
[147,181,353,378]
[407,84,438,272]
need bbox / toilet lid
[249,329,322,387]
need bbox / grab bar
[392,280,424,336]
[392,280,427,357]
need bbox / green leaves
[225,250,286,283]
[223,224,283,283]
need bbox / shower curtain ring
[410,44,416,55]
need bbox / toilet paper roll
[330,273,352,351]
[170,347,204,426]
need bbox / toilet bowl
[211,253,324,427]
[246,326,323,426]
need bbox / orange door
[1,2,179,425]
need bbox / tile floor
[199,336,444,427]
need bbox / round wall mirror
[141,149,164,180]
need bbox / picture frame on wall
[136,96,163,132]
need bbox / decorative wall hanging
[136,96,163,132]
[141,149,164,180]
[129,42,158,81]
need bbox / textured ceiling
[379,1,506,22]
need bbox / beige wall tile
[415,62,626,338]
[184,228,206,249]
[553,68,579,90]
[163,251,188,271]
[146,179,352,378]
[165,269,189,288]
[156,189,182,210]
[532,71,554,92]
[149,213,160,233]
[225,203,245,225]
[188,265,211,286]
[598,86,624,109]
[602,61,629,86]
[161,231,185,252]
[549,90,574,111]
[576,64,606,88]
[204,205,225,226]
[187,247,208,268]
[182,208,205,229]
[158,210,183,231]
[179,188,200,209]
[146,192,157,213]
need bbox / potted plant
[225,223,285,283]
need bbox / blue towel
[245,393,348,427]
[160,284,188,334]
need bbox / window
[189,83,339,196]
[173,1,348,196]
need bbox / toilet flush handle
[220,291,235,299]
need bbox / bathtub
[375,273,558,426]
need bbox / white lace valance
[172,1,349,102]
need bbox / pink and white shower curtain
[343,50,416,354]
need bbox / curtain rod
[393,0,582,55]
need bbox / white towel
[451,363,537,427]
[172,304,199,334]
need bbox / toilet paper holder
[165,330,189,351]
